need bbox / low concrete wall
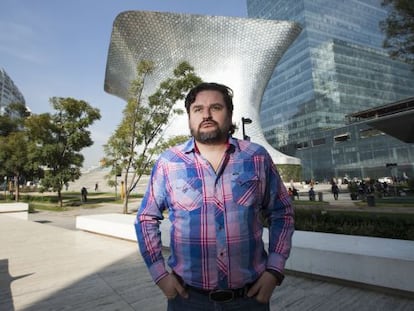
[75,213,414,294]
[0,203,29,220]
[76,214,170,244]
[285,231,414,293]
[76,214,137,241]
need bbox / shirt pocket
[170,178,203,212]
[231,173,260,207]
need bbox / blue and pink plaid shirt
[135,137,294,290]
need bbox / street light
[241,117,252,140]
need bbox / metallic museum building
[105,11,302,165]
[247,0,414,181]
[0,67,26,115]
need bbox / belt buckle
[209,289,235,303]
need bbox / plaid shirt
[135,137,294,290]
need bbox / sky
[0,0,248,169]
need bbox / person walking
[308,187,315,201]
[81,187,88,203]
[292,187,299,200]
[331,182,339,200]
[135,82,294,310]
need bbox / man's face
[188,90,232,144]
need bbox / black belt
[172,272,252,303]
[186,284,250,303]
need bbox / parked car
[378,177,393,184]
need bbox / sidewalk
[1,202,414,310]
[0,214,158,311]
[28,202,133,231]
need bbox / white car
[378,177,393,184]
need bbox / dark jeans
[167,289,269,311]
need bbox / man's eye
[211,105,222,111]
[193,107,202,113]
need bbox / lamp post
[241,117,253,140]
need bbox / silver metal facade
[104,11,302,165]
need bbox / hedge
[294,208,414,241]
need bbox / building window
[312,137,326,146]
[360,128,383,138]
[334,133,350,142]
[295,141,309,149]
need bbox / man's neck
[195,139,228,155]
[195,139,229,172]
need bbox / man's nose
[202,107,212,118]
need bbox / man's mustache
[199,119,218,128]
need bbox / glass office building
[247,0,414,180]
[0,67,26,115]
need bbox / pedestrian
[292,187,299,200]
[81,187,88,202]
[382,181,389,196]
[331,182,339,200]
[288,187,294,200]
[308,187,315,201]
[135,82,294,310]
[95,182,98,192]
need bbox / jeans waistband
[172,272,252,303]
[187,284,250,302]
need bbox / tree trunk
[121,174,129,214]
[58,189,63,208]
[123,197,128,214]
[14,175,20,202]
[122,175,128,214]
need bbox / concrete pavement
[2,190,414,310]
[2,213,414,311]
[2,180,414,310]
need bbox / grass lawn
[0,191,143,212]
[293,200,330,206]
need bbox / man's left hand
[246,271,279,303]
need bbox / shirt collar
[182,136,240,154]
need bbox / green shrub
[294,208,414,240]
[21,194,58,203]
[28,203,36,213]
[407,178,414,191]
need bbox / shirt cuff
[266,252,287,274]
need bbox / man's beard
[191,120,230,144]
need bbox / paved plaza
[1,184,414,310]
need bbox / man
[81,187,88,203]
[135,82,294,310]
[331,182,339,200]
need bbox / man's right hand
[157,273,189,300]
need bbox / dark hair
[184,82,234,114]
